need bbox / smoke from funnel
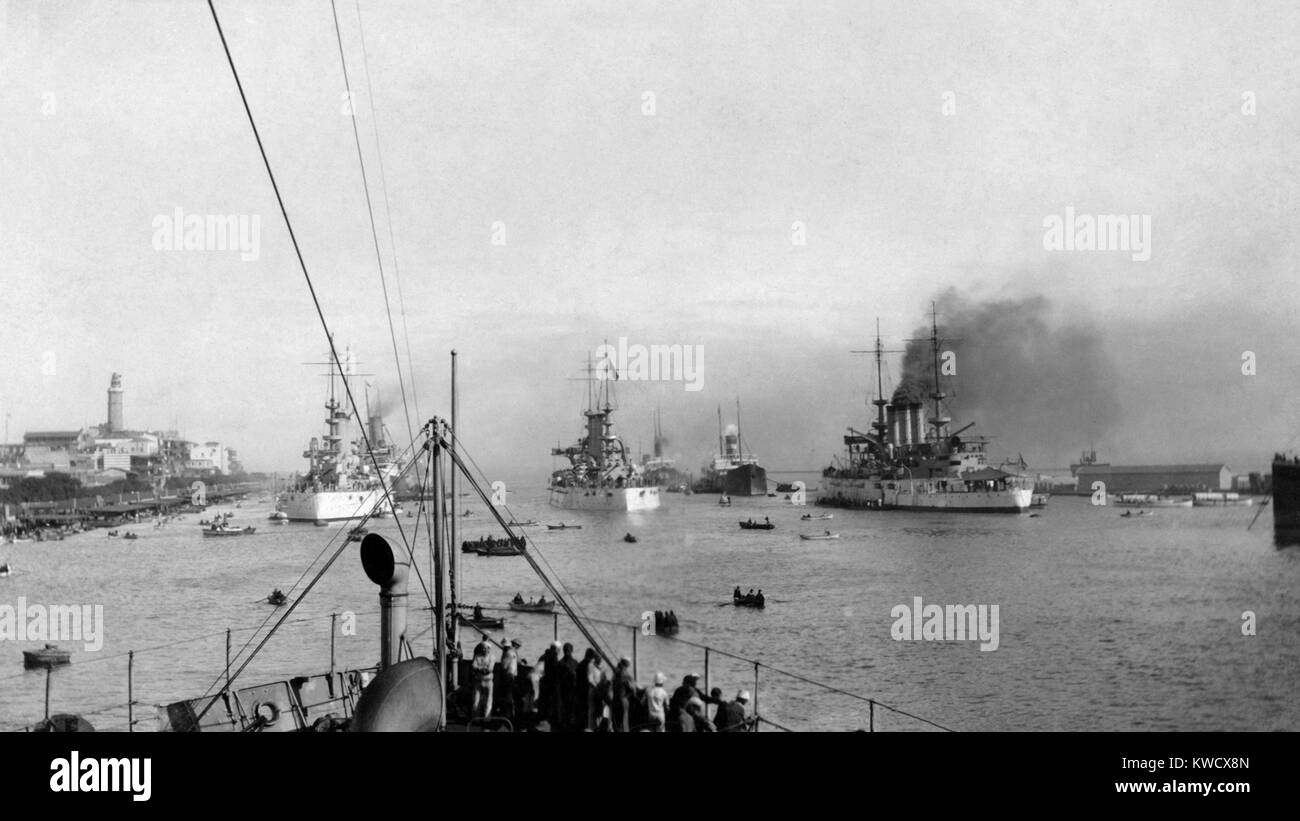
[894,288,1118,459]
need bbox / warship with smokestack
[278,351,403,522]
[693,403,768,496]
[819,307,1033,512]
[548,360,661,512]
[641,408,690,490]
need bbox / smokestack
[887,405,898,447]
[909,404,923,445]
[107,373,124,432]
[369,415,383,449]
[899,405,912,446]
[360,534,409,670]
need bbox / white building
[188,442,229,475]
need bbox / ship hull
[280,489,384,522]
[548,486,661,512]
[817,476,1031,512]
[723,463,768,496]
[1273,460,1300,546]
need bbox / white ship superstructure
[279,353,402,522]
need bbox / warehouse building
[1073,464,1232,493]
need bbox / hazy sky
[2,0,1298,480]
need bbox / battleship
[692,404,768,496]
[548,366,661,512]
[818,309,1033,512]
[278,356,403,522]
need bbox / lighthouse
[106,373,124,432]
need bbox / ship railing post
[553,612,558,642]
[128,650,135,733]
[330,612,337,676]
[631,627,638,682]
[869,698,875,732]
[225,628,232,693]
[43,665,52,722]
[703,647,710,697]
[753,662,759,732]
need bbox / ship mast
[927,302,950,445]
[717,405,723,459]
[736,398,744,461]
[872,318,888,445]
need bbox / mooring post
[128,650,135,733]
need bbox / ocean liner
[818,309,1033,512]
[548,369,661,512]
[692,404,768,496]
[278,356,402,522]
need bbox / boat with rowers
[203,523,257,537]
[732,588,766,609]
[800,532,840,540]
[739,518,774,530]
[508,594,557,613]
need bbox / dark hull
[1273,460,1300,546]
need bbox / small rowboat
[546,523,582,530]
[800,533,840,540]
[23,644,72,668]
[267,589,288,606]
[733,595,765,609]
[465,615,506,629]
[738,521,774,530]
[202,526,256,537]
[800,513,833,520]
[0,563,12,577]
[623,534,638,543]
[508,520,538,527]
[508,600,557,613]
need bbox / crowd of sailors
[453,636,754,732]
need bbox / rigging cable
[329,0,416,450]
[354,0,422,434]
[198,0,425,720]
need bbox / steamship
[692,403,768,496]
[548,372,661,512]
[818,311,1033,513]
[641,408,691,490]
[278,357,402,522]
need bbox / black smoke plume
[893,288,1118,463]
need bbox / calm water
[2,479,1298,733]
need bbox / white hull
[548,486,661,512]
[280,489,384,521]
[818,477,1032,512]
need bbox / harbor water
[1,480,1297,732]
